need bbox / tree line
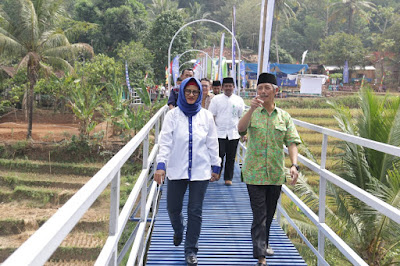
[1,0,400,138]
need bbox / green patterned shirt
[242,106,301,185]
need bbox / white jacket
[156,107,221,181]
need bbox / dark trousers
[167,178,209,255]
[247,184,282,259]
[218,138,239,181]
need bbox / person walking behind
[208,77,245,185]
[168,77,182,109]
[238,73,301,266]
[167,68,194,109]
[211,80,222,95]
[200,78,214,109]
[154,77,221,266]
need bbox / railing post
[318,134,328,265]
[276,194,282,225]
[155,118,160,144]
[137,135,149,264]
[108,170,120,266]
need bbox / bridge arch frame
[167,19,242,93]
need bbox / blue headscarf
[177,77,203,117]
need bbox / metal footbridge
[3,105,400,265]
[146,163,306,265]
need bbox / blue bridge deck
[146,164,307,265]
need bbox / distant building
[324,65,376,83]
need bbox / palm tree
[273,0,299,63]
[0,0,93,139]
[186,2,211,47]
[294,88,400,265]
[148,0,180,18]
[330,0,376,34]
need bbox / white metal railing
[4,106,400,265]
[236,118,400,266]
[3,105,169,266]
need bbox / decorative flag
[193,59,201,79]
[211,45,215,80]
[204,56,208,79]
[218,33,225,82]
[165,66,168,84]
[232,5,237,93]
[172,55,180,86]
[125,61,132,97]
[360,74,365,88]
[301,50,308,65]
[240,61,246,88]
[343,60,349,84]
[193,59,201,71]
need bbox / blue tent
[244,63,309,86]
[270,63,309,87]
[269,63,308,75]
[245,63,258,80]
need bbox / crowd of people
[154,68,300,266]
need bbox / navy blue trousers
[167,178,209,255]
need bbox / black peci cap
[212,80,221,86]
[257,73,277,86]
[222,77,234,84]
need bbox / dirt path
[0,109,111,142]
[0,122,80,142]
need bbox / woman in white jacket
[154,77,221,266]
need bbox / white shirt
[208,93,245,140]
[156,108,221,181]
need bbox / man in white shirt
[160,84,166,98]
[208,77,245,185]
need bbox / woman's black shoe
[173,232,183,246]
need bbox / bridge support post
[318,134,328,265]
[137,135,149,264]
[155,118,160,144]
[276,194,282,225]
[108,170,120,266]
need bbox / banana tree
[68,80,103,138]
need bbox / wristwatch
[291,163,300,171]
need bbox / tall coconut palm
[330,0,376,34]
[148,0,180,18]
[0,0,93,139]
[186,2,211,47]
[273,0,299,63]
[294,88,400,264]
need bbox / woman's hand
[154,169,166,185]
[210,173,220,182]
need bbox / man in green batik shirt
[238,72,301,266]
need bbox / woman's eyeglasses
[184,89,200,96]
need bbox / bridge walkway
[146,164,307,265]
